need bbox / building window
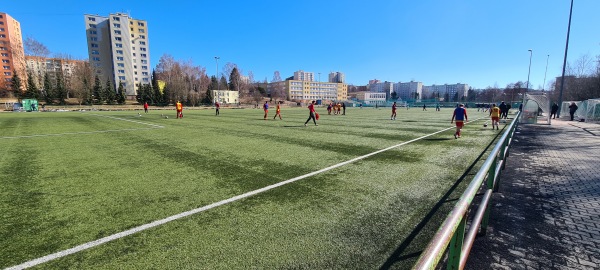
[1,53,7,56]
[133,65,137,69]
[139,41,146,45]
[130,28,133,31]
[4,72,11,76]
[138,22,144,26]
[115,37,121,41]
[132,47,135,50]
[132,53,136,56]
[91,50,99,55]
[135,77,138,81]
[114,30,121,35]
[91,43,98,48]
[90,37,98,41]
[0,22,5,25]
[142,66,148,70]
[3,66,9,70]
[139,35,145,39]
[113,23,120,28]
[115,43,122,48]
[119,76,125,80]
[142,72,148,76]
[92,57,100,61]
[0,28,4,32]
[117,56,124,61]
[141,60,147,64]
[131,34,134,38]
[0,34,5,38]
[90,30,97,35]
[138,29,145,33]
[88,17,96,21]
[2,59,9,63]
[143,78,149,82]
[89,24,96,28]
[116,50,123,54]
[134,71,138,75]
[113,16,120,21]
[118,63,124,67]
[140,54,147,58]
[118,70,125,73]
[140,47,146,51]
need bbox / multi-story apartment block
[368,81,394,99]
[270,80,347,102]
[84,13,150,96]
[25,56,86,88]
[422,83,469,101]
[328,72,345,83]
[0,12,26,92]
[212,90,239,104]
[393,81,423,101]
[293,70,314,82]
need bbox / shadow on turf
[379,129,504,270]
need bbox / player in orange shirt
[273,101,282,120]
[176,101,183,118]
[490,104,500,130]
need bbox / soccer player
[215,101,220,116]
[451,104,468,139]
[176,101,183,119]
[273,101,282,120]
[391,101,397,120]
[490,104,500,130]
[304,100,318,126]
[143,102,148,113]
[263,101,269,120]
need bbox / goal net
[562,99,600,122]
[521,93,550,124]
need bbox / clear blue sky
[3,0,600,89]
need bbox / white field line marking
[6,117,483,270]
[88,113,164,128]
[0,114,164,139]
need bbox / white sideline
[6,118,482,270]
[0,114,164,139]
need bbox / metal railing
[413,111,521,270]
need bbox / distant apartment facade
[422,83,469,101]
[25,56,86,88]
[212,90,239,104]
[393,81,423,101]
[368,81,394,99]
[293,70,314,82]
[84,13,150,96]
[270,80,348,102]
[0,12,26,92]
[328,72,345,83]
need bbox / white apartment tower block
[293,70,314,82]
[84,13,150,96]
[328,72,345,83]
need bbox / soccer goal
[563,99,600,122]
[521,93,550,124]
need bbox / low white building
[355,91,386,105]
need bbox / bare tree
[270,71,286,102]
[222,62,237,84]
[24,36,50,57]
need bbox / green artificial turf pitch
[0,107,510,269]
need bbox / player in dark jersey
[451,104,468,139]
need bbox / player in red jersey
[273,101,282,120]
[451,104,468,139]
[263,101,269,120]
[215,101,220,116]
[304,100,318,126]
[176,101,183,118]
[391,101,397,120]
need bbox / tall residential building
[0,12,26,92]
[328,71,345,83]
[84,13,150,96]
[25,56,86,88]
[422,83,469,101]
[393,81,423,101]
[293,70,314,82]
[368,81,394,99]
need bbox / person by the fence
[568,102,578,121]
[499,101,508,119]
[551,102,559,119]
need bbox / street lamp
[214,56,219,103]
[524,49,533,107]
[543,54,549,91]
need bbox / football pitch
[1,106,509,269]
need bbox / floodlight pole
[543,54,549,91]
[557,0,574,118]
[215,56,220,103]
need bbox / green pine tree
[104,78,116,105]
[117,81,126,104]
[11,71,23,101]
[43,73,54,104]
[219,76,228,90]
[93,75,102,104]
[55,72,67,105]
[25,71,40,99]
[136,83,144,104]
[151,71,162,105]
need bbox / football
[484,123,488,127]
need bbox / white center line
[6,118,483,270]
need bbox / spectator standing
[568,102,578,121]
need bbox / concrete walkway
[466,119,600,269]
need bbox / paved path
[467,119,600,269]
